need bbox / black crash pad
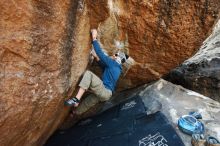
[45,96,185,146]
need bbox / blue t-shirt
[92,40,122,92]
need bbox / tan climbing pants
[75,70,112,115]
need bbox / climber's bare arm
[91,49,100,61]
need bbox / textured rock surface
[0,1,90,146]
[89,0,220,90]
[104,79,220,145]
[0,0,220,146]
[139,79,220,146]
[166,20,220,101]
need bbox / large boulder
[166,19,220,101]
[89,0,220,90]
[0,0,220,146]
[0,1,90,146]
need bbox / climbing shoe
[64,97,80,107]
[191,134,205,146]
[206,136,220,146]
[189,111,203,119]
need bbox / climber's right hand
[91,29,97,41]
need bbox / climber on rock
[64,29,129,115]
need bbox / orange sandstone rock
[0,0,219,146]
[0,1,90,146]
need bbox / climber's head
[112,51,129,64]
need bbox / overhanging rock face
[89,0,220,90]
[0,0,220,146]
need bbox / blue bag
[178,115,205,135]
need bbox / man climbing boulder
[64,29,129,115]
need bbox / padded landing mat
[45,96,185,146]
